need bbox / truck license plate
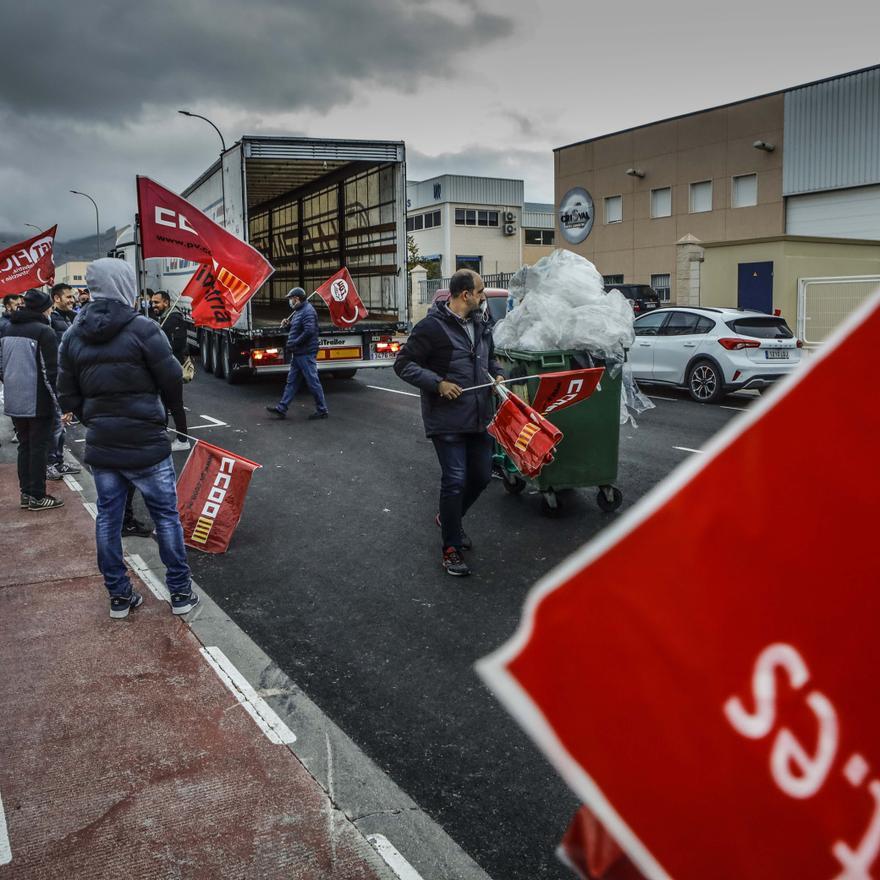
[765,350,789,359]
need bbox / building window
[524,229,555,245]
[732,174,757,208]
[651,273,671,302]
[407,210,441,232]
[73,275,83,281]
[455,209,497,227]
[689,180,713,213]
[650,187,672,218]
[604,195,622,224]
[603,274,624,286]
[456,255,482,273]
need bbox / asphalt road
[128,364,752,880]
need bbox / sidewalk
[0,447,393,879]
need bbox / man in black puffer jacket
[58,258,197,620]
[394,269,504,577]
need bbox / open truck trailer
[137,136,409,383]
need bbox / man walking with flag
[57,258,197,619]
[266,287,329,421]
[394,269,504,576]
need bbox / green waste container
[494,348,623,515]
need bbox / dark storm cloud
[0,0,512,120]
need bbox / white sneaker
[171,438,191,452]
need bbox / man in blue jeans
[58,258,196,619]
[266,287,328,421]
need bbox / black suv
[603,283,661,316]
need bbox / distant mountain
[0,227,119,264]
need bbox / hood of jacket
[9,308,50,327]
[86,257,138,307]
[76,298,138,343]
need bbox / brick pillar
[675,235,704,306]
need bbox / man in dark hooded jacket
[394,269,504,577]
[0,288,66,510]
[58,258,197,620]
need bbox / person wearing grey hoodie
[58,258,197,620]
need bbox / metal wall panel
[784,68,880,195]
[407,175,523,210]
[786,184,880,238]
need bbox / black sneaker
[171,590,200,615]
[122,518,153,538]
[110,591,144,620]
[56,462,82,475]
[46,464,63,481]
[20,493,33,509]
[434,513,473,550]
[307,411,329,420]
[28,495,64,511]
[442,546,470,577]
[266,405,286,419]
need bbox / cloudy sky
[1,0,877,241]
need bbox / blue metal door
[737,261,773,313]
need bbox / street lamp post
[70,190,101,259]
[178,110,227,228]
[24,223,41,232]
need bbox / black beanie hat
[23,289,52,312]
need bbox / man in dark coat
[58,258,197,620]
[46,283,81,481]
[266,287,328,420]
[149,290,190,451]
[394,269,504,576]
[0,288,66,510]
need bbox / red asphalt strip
[0,465,388,880]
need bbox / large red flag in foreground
[478,291,880,880]
[0,226,57,293]
[488,388,563,479]
[313,267,368,328]
[530,367,605,416]
[137,176,273,329]
[177,441,261,554]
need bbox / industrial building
[554,65,880,342]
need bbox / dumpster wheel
[541,491,563,518]
[597,485,623,513]
[502,472,527,495]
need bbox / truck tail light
[718,337,761,351]
[375,341,401,354]
[251,347,282,365]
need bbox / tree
[407,233,443,279]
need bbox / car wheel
[687,360,724,404]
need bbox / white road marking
[719,405,748,412]
[63,476,83,492]
[673,446,704,454]
[74,438,85,443]
[200,646,297,745]
[646,394,677,401]
[0,787,10,865]
[187,414,229,430]
[367,385,420,398]
[125,553,170,603]
[367,834,425,880]
[82,502,97,519]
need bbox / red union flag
[488,388,563,479]
[478,291,880,880]
[0,226,57,293]
[531,367,605,416]
[314,267,368,328]
[137,176,273,328]
[176,441,261,554]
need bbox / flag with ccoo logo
[176,440,261,553]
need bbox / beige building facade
[554,65,880,334]
[54,261,89,289]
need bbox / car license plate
[644,302,658,310]
[373,350,395,359]
[765,349,789,360]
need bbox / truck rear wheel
[199,331,215,374]
[332,369,357,379]
[222,335,246,384]
[214,333,228,379]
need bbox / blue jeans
[48,405,65,467]
[278,354,328,413]
[431,432,494,549]
[92,456,192,600]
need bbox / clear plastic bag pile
[493,249,653,425]
[494,250,635,361]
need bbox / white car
[628,307,804,403]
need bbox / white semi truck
[121,136,409,383]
